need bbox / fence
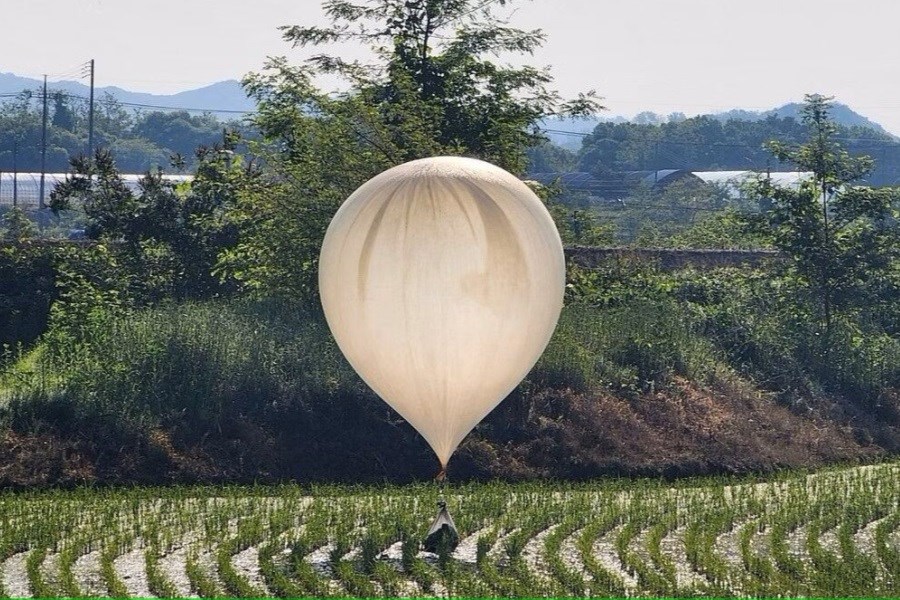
[565,246,780,270]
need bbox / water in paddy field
[0,462,896,597]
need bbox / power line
[52,91,256,115]
[3,87,900,147]
[0,90,255,115]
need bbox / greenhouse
[0,172,192,207]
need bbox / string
[436,464,447,503]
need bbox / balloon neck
[435,465,448,502]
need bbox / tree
[750,94,900,341]
[50,145,245,301]
[132,111,224,159]
[0,91,191,173]
[574,112,900,185]
[526,140,576,173]
[51,92,77,132]
[93,93,133,139]
[223,0,602,301]
[276,0,599,172]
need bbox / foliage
[550,204,616,246]
[664,208,772,250]
[748,94,900,342]
[45,243,131,341]
[526,140,577,173]
[0,207,37,241]
[276,0,600,172]
[49,145,245,302]
[546,177,763,247]
[574,110,900,187]
[4,287,722,435]
[6,299,374,447]
[565,259,900,410]
[0,242,57,358]
[223,0,601,301]
[51,92,77,132]
[132,110,230,162]
[0,91,242,173]
[534,301,716,395]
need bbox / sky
[5,0,900,133]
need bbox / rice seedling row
[0,462,896,598]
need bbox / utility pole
[87,59,95,160]
[12,140,18,207]
[39,75,48,209]
[654,136,660,184]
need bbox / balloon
[319,156,565,469]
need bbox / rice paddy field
[0,461,897,598]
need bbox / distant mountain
[713,102,891,136]
[543,101,894,150]
[0,73,256,119]
[2,73,891,144]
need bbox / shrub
[0,243,58,358]
[8,298,362,431]
[532,301,717,395]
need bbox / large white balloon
[319,156,565,468]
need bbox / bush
[0,243,58,359]
[665,268,900,408]
[10,299,362,431]
[532,301,717,395]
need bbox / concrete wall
[565,246,780,270]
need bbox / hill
[0,286,895,488]
[543,100,894,150]
[0,72,255,118]
[1,73,890,144]
[715,102,893,136]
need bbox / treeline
[536,114,900,187]
[0,91,248,174]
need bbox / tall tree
[272,0,600,173]
[222,0,602,300]
[751,94,900,340]
[51,92,77,132]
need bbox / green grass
[5,296,720,426]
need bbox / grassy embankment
[1,260,897,486]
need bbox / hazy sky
[5,0,900,133]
